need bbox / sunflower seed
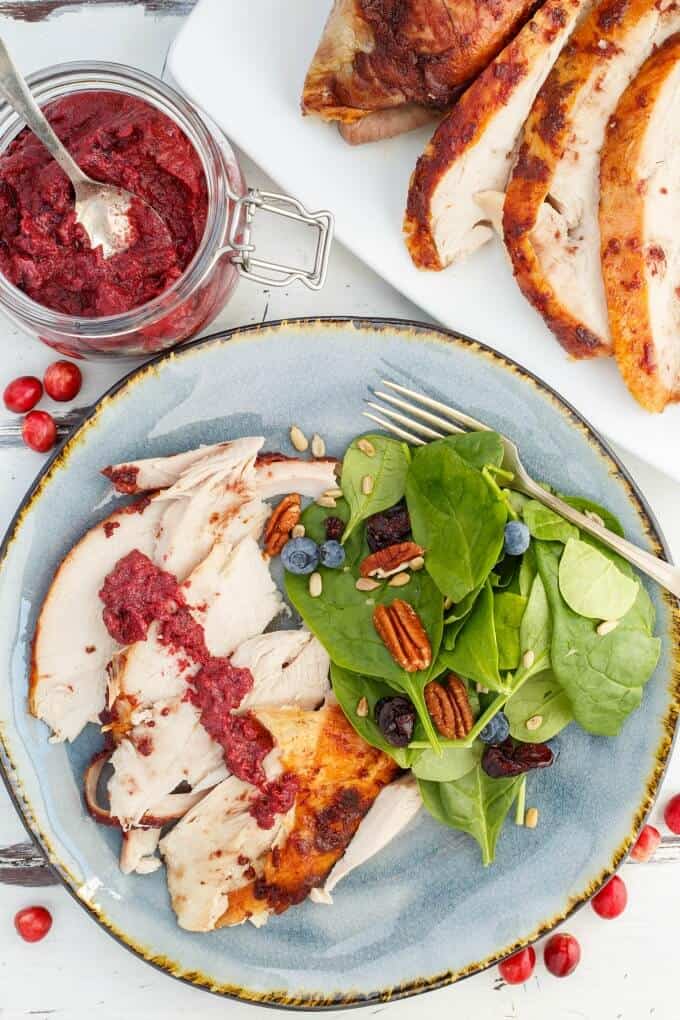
[316,495,337,509]
[356,697,369,718]
[597,619,620,636]
[522,649,536,670]
[409,556,425,571]
[388,572,410,588]
[361,474,374,496]
[323,487,344,499]
[357,438,376,457]
[525,807,539,829]
[291,524,306,539]
[355,577,381,592]
[311,433,326,458]
[290,425,308,452]
[309,572,323,598]
[526,714,543,732]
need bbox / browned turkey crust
[599,32,680,411]
[302,0,537,129]
[504,0,680,359]
[405,0,587,270]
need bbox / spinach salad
[283,433,660,865]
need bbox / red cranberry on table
[591,875,627,919]
[22,410,57,453]
[43,360,82,402]
[664,794,680,834]
[3,375,42,413]
[14,905,52,943]
[544,933,581,978]
[630,824,661,862]
[498,946,536,985]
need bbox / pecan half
[360,541,425,579]
[263,493,301,556]
[425,674,474,739]
[373,599,432,673]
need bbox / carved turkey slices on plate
[405,0,589,270]
[504,0,680,358]
[302,0,537,143]
[599,33,680,411]
[31,438,337,742]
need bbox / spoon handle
[0,37,87,187]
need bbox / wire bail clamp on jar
[222,185,334,290]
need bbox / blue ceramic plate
[0,318,678,1009]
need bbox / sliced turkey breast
[216,705,399,928]
[405,0,588,270]
[103,446,338,501]
[302,0,537,134]
[29,498,164,743]
[234,631,330,712]
[32,440,273,743]
[309,773,422,904]
[599,33,680,411]
[504,0,680,358]
[119,828,162,876]
[160,776,294,932]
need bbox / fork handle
[521,478,680,598]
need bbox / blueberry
[504,520,531,556]
[375,696,416,748]
[480,711,510,744]
[319,540,345,569]
[281,537,319,575]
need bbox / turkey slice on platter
[405,0,590,270]
[504,0,680,359]
[599,32,680,412]
[301,0,537,142]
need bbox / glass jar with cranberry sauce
[0,61,332,359]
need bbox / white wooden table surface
[0,4,679,1019]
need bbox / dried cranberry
[375,695,415,748]
[365,502,411,552]
[324,516,344,541]
[482,738,554,779]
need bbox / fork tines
[363,380,490,443]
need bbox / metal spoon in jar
[0,38,167,259]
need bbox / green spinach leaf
[413,742,481,782]
[341,434,411,541]
[561,496,625,537]
[330,663,421,768]
[558,537,639,621]
[441,431,505,470]
[438,580,504,691]
[518,544,537,597]
[512,571,552,683]
[418,766,524,865]
[536,542,660,736]
[505,670,574,742]
[522,500,579,544]
[406,442,507,602]
[494,592,527,671]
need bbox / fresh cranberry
[544,933,581,978]
[630,824,661,862]
[499,946,536,985]
[43,360,82,402]
[592,875,627,919]
[14,905,52,943]
[22,410,57,453]
[664,793,680,834]
[3,375,42,413]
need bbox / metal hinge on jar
[225,187,334,290]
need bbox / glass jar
[0,62,332,359]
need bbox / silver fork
[365,380,680,599]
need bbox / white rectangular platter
[168,0,680,481]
